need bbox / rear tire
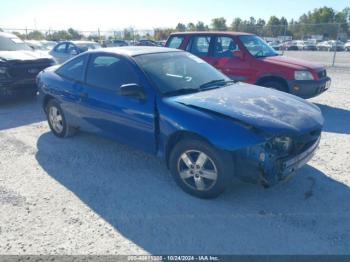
[169,139,233,199]
[46,99,76,138]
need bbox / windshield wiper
[163,80,236,97]
[163,88,200,97]
[199,79,236,90]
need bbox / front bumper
[280,136,320,177]
[287,77,331,99]
[0,79,38,98]
[235,136,321,186]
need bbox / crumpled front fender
[158,98,266,154]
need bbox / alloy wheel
[177,150,218,191]
[49,106,63,134]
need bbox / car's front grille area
[317,69,327,79]
[8,61,50,79]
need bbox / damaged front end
[234,129,321,187]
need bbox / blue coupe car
[37,47,323,198]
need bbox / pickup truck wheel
[46,99,76,138]
[261,81,287,92]
[169,139,233,199]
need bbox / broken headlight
[268,136,293,154]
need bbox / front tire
[169,139,233,199]
[46,99,76,138]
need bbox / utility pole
[282,24,287,55]
[332,23,340,67]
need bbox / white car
[345,41,350,52]
[317,40,345,52]
[49,41,102,64]
[295,40,305,50]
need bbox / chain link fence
[1,23,349,67]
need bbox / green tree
[265,16,289,37]
[257,18,266,27]
[12,31,25,39]
[187,23,196,31]
[211,17,227,30]
[196,21,208,31]
[27,30,45,40]
[67,28,82,40]
[49,30,72,41]
[231,18,242,31]
[308,7,335,23]
[154,28,173,40]
[175,23,186,32]
[293,6,349,39]
[335,7,350,37]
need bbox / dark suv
[0,32,56,99]
[166,32,331,99]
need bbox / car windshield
[0,36,31,51]
[239,35,278,58]
[75,43,101,51]
[134,52,231,96]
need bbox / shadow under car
[35,132,350,254]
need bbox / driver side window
[86,54,139,91]
[213,37,239,58]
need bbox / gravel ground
[0,66,350,255]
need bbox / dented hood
[172,83,324,135]
[0,50,52,62]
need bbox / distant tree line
[10,28,84,41]
[154,6,350,40]
[1,6,349,41]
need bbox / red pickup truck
[165,32,331,99]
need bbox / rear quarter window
[54,43,67,53]
[56,54,87,82]
[166,36,184,49]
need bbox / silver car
[49,41,101,64]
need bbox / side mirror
[119,83,146,100]
[232,50,244,60]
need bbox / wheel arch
[43,94,55,113]
[165,131,214,168]
[255,75,289,92]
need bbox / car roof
[170,31,254,36]
[0,32,20,39]
[57,40,99,45]
[72,41,100,44]
[89,46,182,57]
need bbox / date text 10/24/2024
[127,255,220,261]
